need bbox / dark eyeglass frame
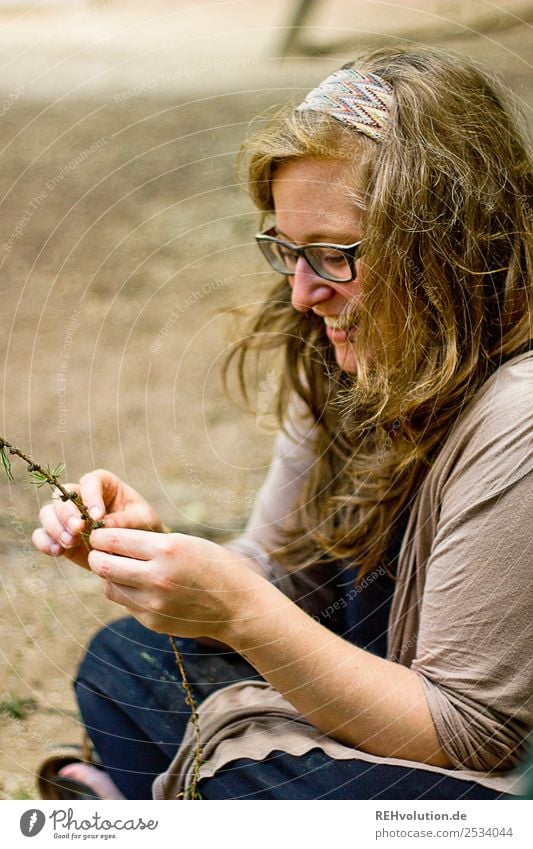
[255,226,363,283]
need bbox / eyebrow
[274,228,361,245]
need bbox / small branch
[169,636,203,800]
[0,437,103,531]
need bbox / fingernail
[50,543,62,557]
[68,517,81,532]
[89,507,102,520]
[60,532,73,547]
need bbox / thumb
[102,510,130,529]
[79,469,118,522]
[103,508,160,532]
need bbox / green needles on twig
[28,463,66,488]
[0,436,104,531]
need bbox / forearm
[196,549,268,648]
[224,576,452,767]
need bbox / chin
[334,346,357,375]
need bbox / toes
[58,763,124,800]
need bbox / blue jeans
[75,617,513,800]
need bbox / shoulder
[472,351,533,422]
[437,351,533,501]
[276,393,318,458]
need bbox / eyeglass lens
[260,241,352,282]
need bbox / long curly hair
[227,46,533,580]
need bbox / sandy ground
[0,0,532,799]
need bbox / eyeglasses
[255,227,362,283]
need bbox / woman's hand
[32,469,164,570]
[83,526,452,767]
[87,527,261,642]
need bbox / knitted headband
[296,68,393,142]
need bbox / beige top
[153,352,533,799]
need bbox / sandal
[37,737,103,800]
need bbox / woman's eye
[322,252,346,264]
[278,246,296,263]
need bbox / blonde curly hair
[228,46,533,580]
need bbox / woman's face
[272,157,364,375]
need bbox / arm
[201,397,346,649]
[224,572,453,766]
[87,527,452,767]
[224,398,345,621]
[411,468,533,771]
[403,355,533,771]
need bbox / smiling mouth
[322,315,357,336]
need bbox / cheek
[337,272,363,305]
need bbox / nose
[289,256,335,313]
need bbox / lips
[323,316,344,329]
[323,315,357,343]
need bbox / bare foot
[58,763,125,800]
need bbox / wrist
[212,557,266,648]
[218,566,293,653]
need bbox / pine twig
[169,636,203,800]
[0,436,104,531]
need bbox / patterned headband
[296,68,393,142]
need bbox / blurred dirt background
[0,0,531,799]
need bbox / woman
[33,46,532,800]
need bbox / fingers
[37,469,119,546]
[101,581,151,617]
[37,493,86,549]
[32,526,64,557]
[33,493,92,563]
[32,521,91,569]
[88,548,155,615]
[79,469,119,522]
[88,549,148,587]
[89,527,166,561]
